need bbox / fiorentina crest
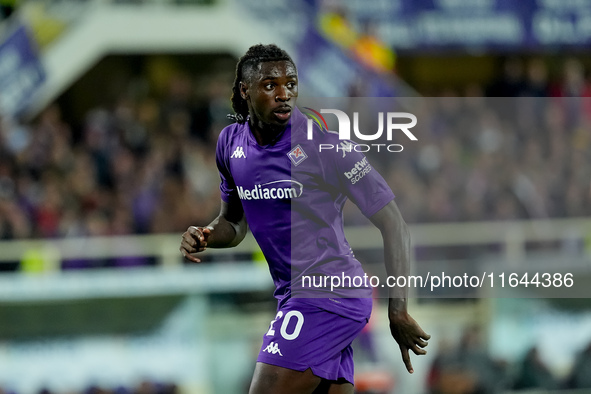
[288,145,307,166]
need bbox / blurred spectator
[0,380,180,394]
[551,58,591,131]
[521,58,549,98]
[0,0,16,20]
[512,347,557,390]
[426,338,476,394]
[566,341,591,389]
[486,57,525,97]
[426,326,508,394]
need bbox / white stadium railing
[0,218,590,268]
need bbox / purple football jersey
[216,107,394,321]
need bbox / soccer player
[180,44,430,394]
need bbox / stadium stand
[0,0,590,393]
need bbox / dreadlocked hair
[227,44,295,124]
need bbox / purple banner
[0,24,45,117]
[303,0,591,51]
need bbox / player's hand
[180,226,212,263]
[389,312,430,374]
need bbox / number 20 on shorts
[266,310,304,340]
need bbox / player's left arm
[369,200,431,374]
[321,136,431,372]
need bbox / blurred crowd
[0,380,178,394]
[0,57,590,241]
[426,327,591,394]
[0,72,228,240]
[348,57,591,225]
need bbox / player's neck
[249,118,287,146]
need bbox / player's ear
[240,81,249,100]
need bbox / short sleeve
[215,127,238,204]
[325,140,395,218]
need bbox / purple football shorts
[256,298,369,384]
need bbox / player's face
[242,60,298,129]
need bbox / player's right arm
[181,124,248,263]
[180,199,247,263]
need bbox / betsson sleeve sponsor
[325,140,395,218]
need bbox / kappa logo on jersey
[231,146,246,159]
[344,157,372,184]
[264,342,283,356]
[288,145,307,166]
[237,180,303,201]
